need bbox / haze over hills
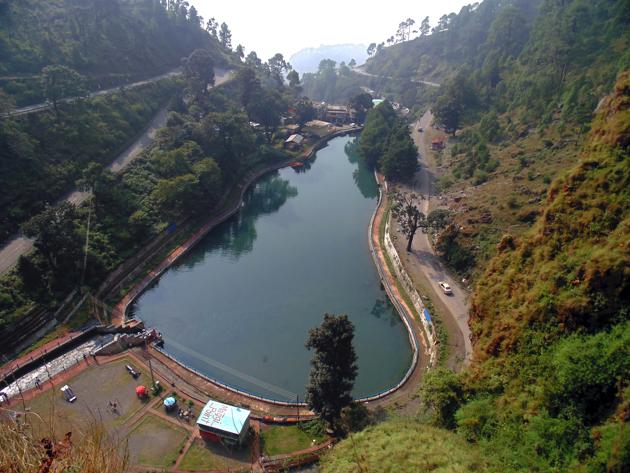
[289,43,368,73]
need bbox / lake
[130,135,413,402]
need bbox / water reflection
[290,158,313,174]
[345,137,379,199]
[370,298,402,327]
[218,173,298,258]
[180,173,298,268]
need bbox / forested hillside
[365,0,543,83]
[320,1,629,471]
[0,0,234,104]
[0,50,298,341]
[0,0,238,241]
[0,79,178,242]
[357,0,629,279]
[322,66,629,473]
[301,59,365,104]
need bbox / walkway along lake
[129,135,413,402]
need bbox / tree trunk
[406,230,415,252]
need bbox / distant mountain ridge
[290,44,368,73]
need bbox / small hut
[285,133,304,151]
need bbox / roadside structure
[197,399,251,445]
[313,102,355,124]
[285,133,304,150]
[431,137,446,150]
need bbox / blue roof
[197,399,251,435]
[423,309,432,323]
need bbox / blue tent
[163,396,176,408]
[423,309,432,323]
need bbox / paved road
[397,110,473,365]
[0,69,233,276]
[352,66,441,88]
[2,69,182,118]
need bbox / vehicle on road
[61,385,77,402]
[417,127,424,132]
[439,281,453,295]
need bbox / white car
[439,281,453,295]
[60,385,77,403]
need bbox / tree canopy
[306,314,358,429]
[182,49,216,102]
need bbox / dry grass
[0,415,129,473]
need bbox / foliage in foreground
[0,418,128,473]
[321,421,494,473]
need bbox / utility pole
[145,340,156,388]
[80,187,93,290]
[296,395,300,423]
[148,357,155,388]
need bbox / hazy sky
[193,0,472,61]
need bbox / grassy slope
[471,72,629,357]
[433,116,583,278]
[321,421,495,473]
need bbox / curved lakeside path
[110,131,430,415]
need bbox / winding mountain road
[352,66,441,88]
[2,69,182,118]
[392,110,472,367]
[0,69,233,276]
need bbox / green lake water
[130,135,413,401]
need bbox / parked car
[438,281,453,295]
[60,385,77,403]
[417,127,424,132]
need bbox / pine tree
[305,314,358,430]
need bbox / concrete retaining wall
[94,332,148,356]
[383,219,437,350]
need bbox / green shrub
[419,368,464,429]
[455,396,498,442]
